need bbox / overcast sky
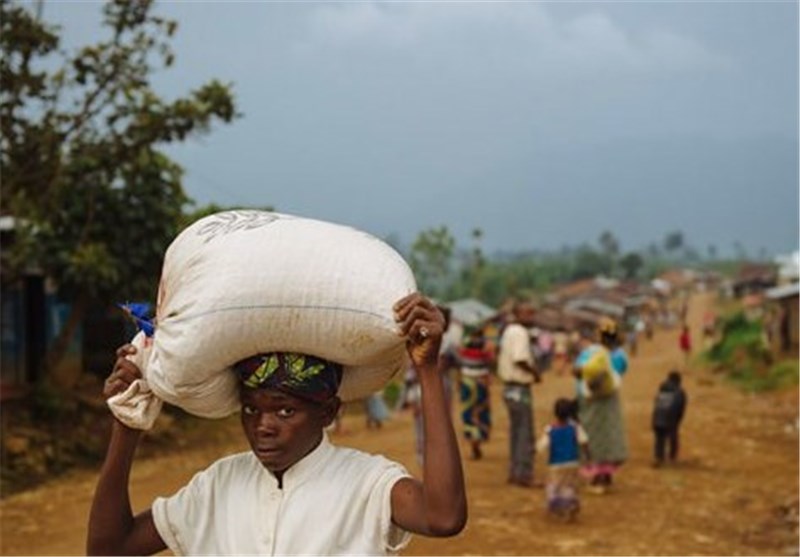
[45,1,799,257]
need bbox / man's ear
[320,396,341,427]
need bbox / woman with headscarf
[572,317,629,494]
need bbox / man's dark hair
[668,370,682,385]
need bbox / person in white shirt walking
[87,293,467,556]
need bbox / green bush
[766,360,800,389]
[705,311,770,367]
[726,359,799,392]
[703,311,794,392]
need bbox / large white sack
[143,210,416,418]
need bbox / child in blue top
[536,398,590,521]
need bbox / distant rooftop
[766,282,800,300]
[774,251,800,282]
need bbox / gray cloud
[44,1,799,256]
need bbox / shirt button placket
[264,490,282,555]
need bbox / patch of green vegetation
[382,381,402,409]
[705,312,769,365]
[725,359,799,393]
[703,311,796,393]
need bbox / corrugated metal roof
[443,298,498,326]
[765,282,800,300]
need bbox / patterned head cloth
[233,352,343,403]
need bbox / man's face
[515,304,536,328]
[240,388,338,473]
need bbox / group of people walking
[364,298,691,525]
[396,299,689,523]
[493,303,631,520]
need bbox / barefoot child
[87,293,467,555]
[536,398,590,521]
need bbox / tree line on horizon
[399,226,756,307]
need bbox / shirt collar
[260,432,334,491]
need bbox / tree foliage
[572,245,613,280]
[663,230,685,254]
[408,226,456,298]
[598,230,620,257]
[619,251,644,279]
[400,229,732,308]
[465,227,485,297]
[1,0,238,374]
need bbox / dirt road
[1,293,798,556]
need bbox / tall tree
[598,230,620,258]
[663,230,685,257]
[1,0,238,377]
[598,229,620,277]
[469,227,485,298]
[572,245,613,280]
[409,226,456,298]
[619,252,644,279]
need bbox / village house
[765,282,799,356]
[731,263,778,298]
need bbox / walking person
[87,293,467,556]
[552,326,570,375]
[536,398,590,521]
[652,370,688,467]
[679,324,692,367]
[625,325,638,358]
[497,301,542,488]
[609,333,629,379]
[573,318,628,494]
[364,391,390,430]
[458,329,493,460]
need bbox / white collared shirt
[152,435,412,555]
[497,323,535,385]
